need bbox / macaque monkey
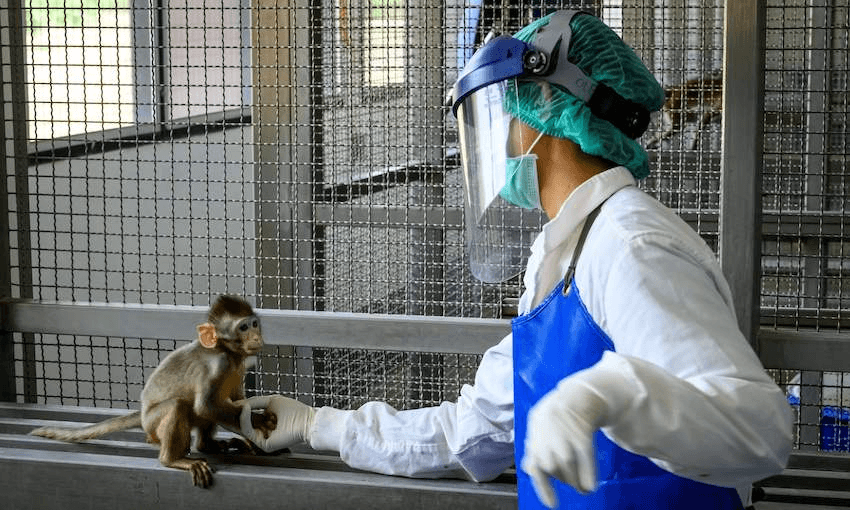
[30,295,278,488]
[646,75,723,150]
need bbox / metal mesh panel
[4,1,734,410]
[641,1,724,231]
[25,127,257,304]
[19,327,850,452]
[269,347,482,410]
[7,0,849,453]
[7,1,731,313]
[14,333,175,408]
[773,368,850,452]
[762,0,850,330]
[761,1,850,455]
[13,332,481,412]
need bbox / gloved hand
[520,376,611,509]
[238,395,317,453]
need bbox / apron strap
[562,202,604,294]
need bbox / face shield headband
[451,10,652,139]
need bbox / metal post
[798,2,831,451]
[407,1,445,318]
[253,0,317,394]
[132,0,158,125]
[719,0,766,349]
[803,2,828,215]
[253,0,315,311]
[400,2,446,403]
[802,2,829,311]
[2,0,36,402]
[0,3,16,402]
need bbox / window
[364,0,405,87]
[25,0,134,139]
[23,0,251,142]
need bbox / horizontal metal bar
[0,300,509,355]
[311,207,850,240]
[785,452,850,473]
[317,149,460,203]
[6,302,850,364]
[758,328,850,371]
[313,204,464,227]
[756,468,850,492]
[674,212,848,239]
[28,107,253,163]
[761,213,850,238]
[761,308,850,329]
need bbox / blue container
[820,406,850,452]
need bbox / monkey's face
[217,314,264,356]
[236,315,264,355]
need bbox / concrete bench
[0,403,517,509]
[754,450,850,509]
[3,402,850,509]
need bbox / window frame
[22,0,253,158]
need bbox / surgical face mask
[499,126,545,210]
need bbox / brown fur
[646,76,723,150]
[30,295,277,488]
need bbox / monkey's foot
[165,457,214,488]
[188,458,214,488]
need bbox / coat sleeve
[308,333,516,482]
[582,230,792,487]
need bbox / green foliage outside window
[25,0,129,34]
[371,0,404,19]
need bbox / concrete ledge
[754,452,850,508]
[6,403,849,509]
[0,403,517,510]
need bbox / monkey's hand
[250,407,278,439]
[238,395,316,453]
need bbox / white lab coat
[309,166,792,503]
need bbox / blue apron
[512,205,743,509]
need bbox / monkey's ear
[197,323,218,348]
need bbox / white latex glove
[239,395,317,453]
[520,376,610,509]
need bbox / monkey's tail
[30,410,142,442]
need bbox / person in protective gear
[238,10,792,509]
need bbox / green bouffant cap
[506,13,665,179]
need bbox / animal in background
[646,74,723,150]
[30,295,278,488]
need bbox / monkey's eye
[252,320,259,328]
[239,323,249,332]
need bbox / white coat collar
[520,166,636,312]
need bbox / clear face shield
[456,79,548,283]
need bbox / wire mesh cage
[760,0,850,452]
[773,368,850,452]
[14,330,481,412]
[10,0,734,308]
[3,0,850,451]
[762,0,850,330]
